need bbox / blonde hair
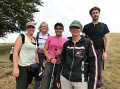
[38,22,49,33]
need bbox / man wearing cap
[56,20,98,89]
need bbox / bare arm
[102,33,110,60]
[44,44,57,64]
[104,33,110,52]
[35,51,39,63]
[13,36,22,77]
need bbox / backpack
[9,33,25,62]
[85,22,105,37]
[36,32,50,46]
[85,22,105,69]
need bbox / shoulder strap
[86,23,90,30]
[47,33,50,36]
[85,23,91,37]
[20,33,25,44]
[86,22,105,37]
[100,22,105,37]
[36,32,40,40]
[36,32,40,46]
[84,38,90,54]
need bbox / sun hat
[26,22,35,27]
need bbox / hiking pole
[49,64,55,89]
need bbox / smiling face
[39,22,48,33]
[70,26,82,37]
[55,25,64,37]
[91,10,100,21]
[26,25,35,35]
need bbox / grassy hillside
[0,33,120,89]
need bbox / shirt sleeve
[104,24,110,35]
[45,36,51,44]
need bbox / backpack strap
[47,33,50,36]
[84,37,90,54]
[85,22,105,37]
[36,32,40,46]
[86,23,90,30]
[85,23,90,37]
[100,22,105,37]
[20,33,25,44]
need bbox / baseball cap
[26,22,35,27]
[54,22,64,29]
[69,20,83,29]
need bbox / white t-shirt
[34,32,50,53]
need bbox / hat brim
[69,24,81,28]
[26,24,35,27]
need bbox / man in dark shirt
[83,6,110,89]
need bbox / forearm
[13,52,19,68]
[104,34,110,51]
[44,50,51,60]
[35,52,39,63]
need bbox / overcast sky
[0,0,120,43]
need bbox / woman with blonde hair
[34,22,50,89]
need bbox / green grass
[0,33,120,89]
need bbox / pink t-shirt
[45,36,66,64]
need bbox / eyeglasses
[55,28,63,30]
[41,26,47,28]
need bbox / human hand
[102,52,107,60]
[51,58,57,64]
[56,83,61,89]
[13,67,19,78]
[54,48,61,56]
[39,48,44,51]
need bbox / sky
[0,0,120,43]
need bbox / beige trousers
[60,75,88,89]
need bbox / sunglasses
[55,28,63,30]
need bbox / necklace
[27,34,33,41]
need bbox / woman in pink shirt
[39,23,66,89]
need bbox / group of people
[12,6,109,89]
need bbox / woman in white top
[34,22,50,89]
[12,22,39,89]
